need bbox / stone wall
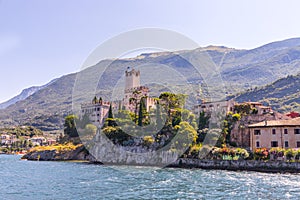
[169,158,300,173]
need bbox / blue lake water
[1,155,300,199]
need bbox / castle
[80,67,155,127]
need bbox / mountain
[0,79,58,109]
[1,37,300,130]
[234,73,300,112]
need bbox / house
[230,102,289,148]
[30,137,47,146]
[47,138,57,145]
[193,99,235,116]
[248,117,300,150]
[81,100,111,127]
[1,134,17,146]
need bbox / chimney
[264,120,267,126]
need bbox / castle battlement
[125,67,140,91]
[125,86,149,94]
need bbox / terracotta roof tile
[248,117,300,128]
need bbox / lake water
[1,155,300,199]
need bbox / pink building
[249,118,300,150]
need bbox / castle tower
[125,67,140,92]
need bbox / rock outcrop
[22,145,91,161]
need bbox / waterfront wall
[23,145,300,173]
[169,158,300,173]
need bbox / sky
[1,0,300,102]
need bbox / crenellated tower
[125,67,140,92]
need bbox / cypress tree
[108,104,114,126]
[198,111,209,130]
[108,104,113,118]
[92,96,98,104]
[138,98,146,126]
[155,102,163,129]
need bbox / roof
[258,106,271,109]
[248,117,300,128]
[246,102,262,105]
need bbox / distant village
[0,126,57,153]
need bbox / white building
[81,99,111,127]
[193,99,235,115]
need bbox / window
[254,130,261,135]
[272,129,276,135]
[271,141,278,147]
[256,141,260,148]
[284,129,288,134]
[285,141,289,148]
[295,129,300,134]
[97,108,100,111]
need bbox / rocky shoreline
[21,145,92,161]
[21,148,300,173]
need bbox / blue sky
[1,0,300,102]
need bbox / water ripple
[1,155,300,199]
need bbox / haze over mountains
[1,38,300,131]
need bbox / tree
[77,113,90,129]
[138,97,146,126]
[155,102,164,129]
[159,92,186,124]
[108,104,113,119]
[84,124,97,139]
[64,115,79,138]
[129,89,142,124]
[107,104,116,127]
[198,111,210,130]
[92,96,98,104]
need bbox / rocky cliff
[22,145,91,161]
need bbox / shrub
[143,136,154,147]
[254,148,269,160]
[285,149,296,161]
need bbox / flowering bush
[254,148,269,160]
[211,147,249,160]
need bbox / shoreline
[19,151,300,173]
[18,146,300,173]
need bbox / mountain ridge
[0,79,58,109]
[1,37,300,130]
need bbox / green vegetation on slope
[235,73,300,112]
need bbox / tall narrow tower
[125,67,140,92]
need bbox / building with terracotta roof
[248,118,300,150]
